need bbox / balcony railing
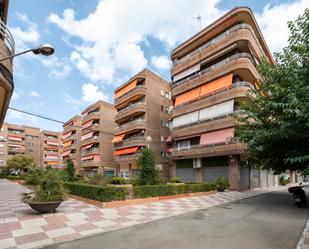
[0,18,15,57]
[118,101,145,114]
[173,137,238,152]
[172,110,244,131]
[118,119,145,129]
[171,52,254,89]
[81,147,100,154]
[115,85,146,104]
[173,23,263,66]
[173,81,254,110]
[82,111,100,121]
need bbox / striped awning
[62,131,72,139]
[81,143,94,150]
[82,119,94,129]
[62,150,71,157]
[81,132,93,141]
[63,140,72,148]
[46,141,59,146]
[7,136,23,142]
[113,146,138,156]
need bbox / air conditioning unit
[193,158,201,168]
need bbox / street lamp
[0,44,55,62]
[146,136,152,149]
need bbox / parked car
[288,183,309,207]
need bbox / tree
[137,148,159,185]
[6,154,35,173]
[65,159,75,182]
[236,9,309,173]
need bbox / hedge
[65,182,129,202]
[133,183,216,198]
[6,175,25,180]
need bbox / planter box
[67,190,216,209]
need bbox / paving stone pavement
[0,179,286,249]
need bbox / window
[160,120,165,127]
[160,136,165,142]
[0,144,4,147]
[165,93,169,98]
[160,105,164,112]
[177,141,191,150]
[28,142,33,147]
[26,135,33,139]
[160,90,165,96]
[0,160,4,164]
[120,171,129,179]
[160,151,165,157]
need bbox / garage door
[261,169,268,188]
[176,168,195,183]
[240,166,250,189]
[203,156,228,183]
[252,168,260,188]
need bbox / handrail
[171,52,254,88]
[0,19,15,57]
[173,23,262,66]
[172,110,245,131]
[173,81,254,110]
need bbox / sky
[5,0,309,132]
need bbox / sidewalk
[0,179,286,249]
[297,219,309,249]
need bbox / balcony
[62,133,77,143]
[81,147,100,156]
[172,82,253,118]
[82,111,101,122]
[115,119,146,135]
[63,124,78,134]
[114,154,138,163]
[115,85,146,108]
[81,135,100,146]
[7,147,24,154]
[171,115,235,139]
[81,123,100,135]
[80,160,101,168]
[171,53,258,97]
[172,23,264,75]
[115,102,146,123]
[114,136,147,150]
[171,141,246,159]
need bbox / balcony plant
[214,177,229,192]
[23,167,66,213]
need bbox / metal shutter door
[268,169,274,187]
[176,168,195,183]
[252,169,260,188]
[240,166,250,189]
[261,170,268,188]
[203,166,229,183]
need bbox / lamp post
[0,44,55,62]
[146,136,152,149]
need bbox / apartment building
[112,68,172,179]
[79,100,117,177]
[0,123,61,169]
[62,115,82,173]
[41,130,62,168]
[169,7,275,190]
[0,0,14,127]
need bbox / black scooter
[288,185,307,207]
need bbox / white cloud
[48,0,223,86]
[30,91,40,97]
[81,83,109,103]
[11,91,20,101]
[151,55,170,71]
[10,13,40,49]
[41,56,72,79]
[256,0,309,53]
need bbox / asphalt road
[46,190,309,249]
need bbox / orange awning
[62,150,71,157]
[200,73,233,96]
[63,140,72,147]
[113,146,138,156]
[114,79,137,99]
[111,134,125,143]
[82,119,94,129]
[81,143,94,150]
[175,87,200,106]
[47,161,59,165]
[62,131,72,139]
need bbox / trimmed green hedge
[133,183,216,198]
[65,182,129,202]
[6,175,25,180]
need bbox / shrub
[87,174,111,186]
[137,148,160,185]
[169,177,182,183]
[0,167,10,178]
[213,177,229,192]
[65,182,129,202]
[279,176,290,186]
[128,178,142,186]
[65,159,75,182]
[24,168,66,202]
[110,177,128,185]
[133,183,215,198]
[6,175,25,180]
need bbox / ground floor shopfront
[171,156,299,190]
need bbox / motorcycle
[288,184,307,207]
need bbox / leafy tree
[65,159,75,182]
[236,9,309,173]
[6,154,35,173]
[137,148,159,185]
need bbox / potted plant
[214,177,229,192]
[23,167,66,214]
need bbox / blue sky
[5,0,308,131]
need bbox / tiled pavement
[0,179,286,249]
[297,219,309,249]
